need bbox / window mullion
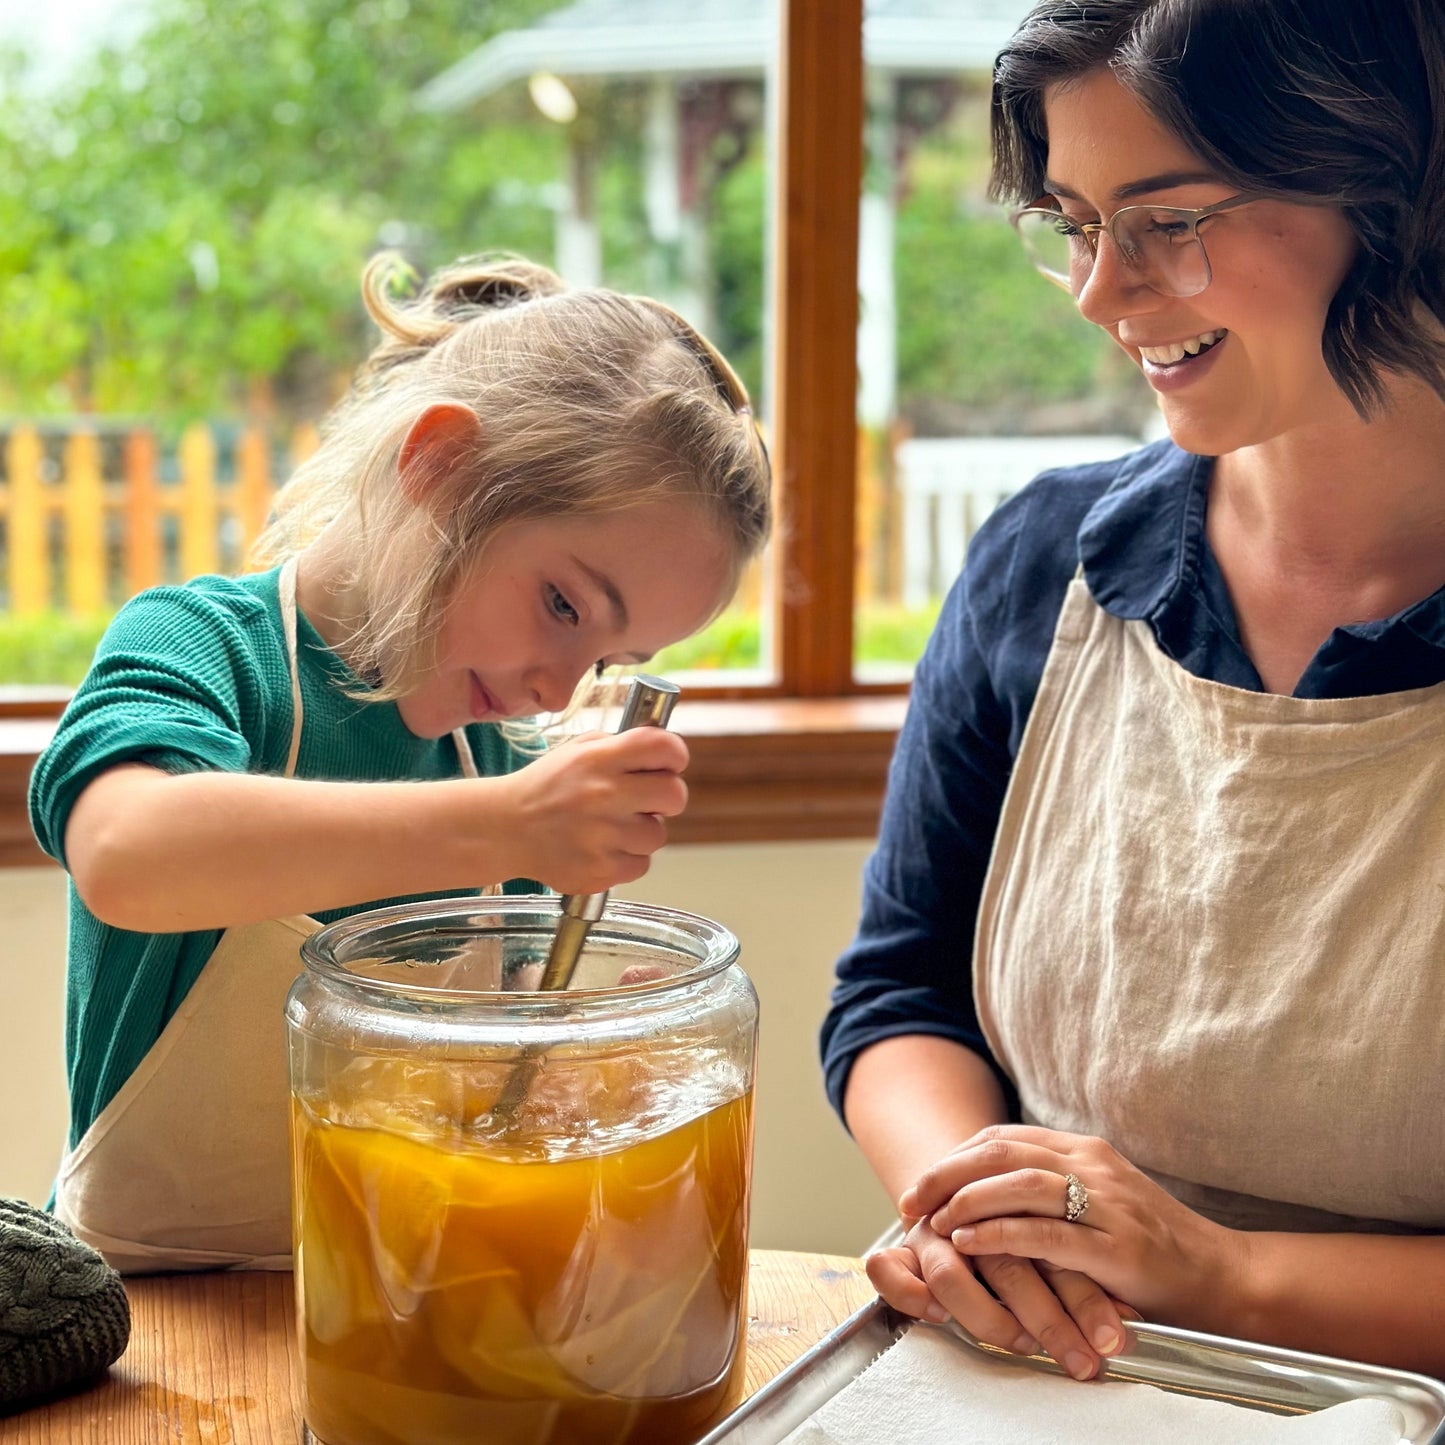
[771,0,865,697]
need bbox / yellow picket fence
[0,423,318,616]
[1,418,903,620]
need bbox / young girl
[828,0,1445,1383]
[29,252,771,1273]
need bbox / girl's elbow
[69,847,159,932]
[67,819,167,932]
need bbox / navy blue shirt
[821,438,1445,1119]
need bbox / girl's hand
[498,728,689,893]
[902,1125,1251,1326]
[867,1219,1134,1380]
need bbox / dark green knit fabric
[0,1199,130,1409]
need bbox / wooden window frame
[0,1,903,865]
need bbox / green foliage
[0,0,562,419]
[0,6,1142,428]
[894,112,1123,413]
[0,614,110,685]
[653,609,762,672]
[708,141,767,403]
[650,601,943,675]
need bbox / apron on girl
[975,575,1445,1233]
[54,560,497,1273]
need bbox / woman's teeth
[1139,329,1226,365]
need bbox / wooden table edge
[4,1249,877,1443]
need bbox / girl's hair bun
[430,257,568,313]
[357,252,567,382]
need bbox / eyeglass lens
[1015,208,1212,298]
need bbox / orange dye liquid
[292,1078,752,1445]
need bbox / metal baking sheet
[700,1298,1445,1445]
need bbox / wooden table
[4,1251,877,1443]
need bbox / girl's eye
[1051,214,1087,237]
[546,584,579,625]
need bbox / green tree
[0,0,563,421]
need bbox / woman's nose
[1075,231,1158,328]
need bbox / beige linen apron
[975,576,1445,1232]
[54,560,493,1273]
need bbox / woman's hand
[867,1217,1135,1380]
[902,1124,1252,1327]
[497,728,690,894]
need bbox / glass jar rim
[300,894,741,1010]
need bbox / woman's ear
[398,403,484,506]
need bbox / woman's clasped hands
[866,1124,1251,1381]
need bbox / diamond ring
[1064,1172,1089,1224]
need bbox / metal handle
[537,674,681,991]
[489,675,683,1130]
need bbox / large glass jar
[286,896,757,1445]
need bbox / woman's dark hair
[990,0,1445,417]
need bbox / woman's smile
[1134,329,1229,392]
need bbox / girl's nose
[526,667,580,715]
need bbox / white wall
[0,866,71,1208]
[0,843,895,1256]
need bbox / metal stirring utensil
[537,674,681,991]
[490,673,680,1128]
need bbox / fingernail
[1012,1333,1040,1355]
[1092,1326,1120,1354]
[924,1304,950,1323]
[1066,1351,1095,1381]
[951,1226,976,1245]
[930,1211,949,1232]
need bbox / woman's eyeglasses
[1010,194,1264,298]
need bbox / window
[5,1,1128,845]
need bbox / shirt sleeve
[29,582,280,869]
[820,466,1103,1126]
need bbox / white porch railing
[897,433,1146,606]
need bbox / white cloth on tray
[781,1324,1405,1445]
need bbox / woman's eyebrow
[1045,169,1221,202]
[570,555,629,631]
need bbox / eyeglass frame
[1008,193,1266,298]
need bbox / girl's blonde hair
[254,251,772,702]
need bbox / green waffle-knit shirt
[29,567,538,1151]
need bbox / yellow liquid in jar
[292,1069,752,1445]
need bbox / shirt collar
[1077,438,1445,653]
[1078,439,1211,623]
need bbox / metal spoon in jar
[490,674,680,1128]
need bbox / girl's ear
[398,403,484,505]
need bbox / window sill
[0,696,906,867]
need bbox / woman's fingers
[865,1246,950,1324]
[928,1167,1092,1236]
[972,1253,1101,1379]
[901,1133,1079,1217]
[950,1215,1096,1275]
[906,1224,1038,1355]
[1037,1263,1129,1358]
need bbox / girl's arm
[66,726,688,933]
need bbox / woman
[823,0,1445,1382]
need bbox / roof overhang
[417,14,1014,112]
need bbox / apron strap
[277,558,305,781]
